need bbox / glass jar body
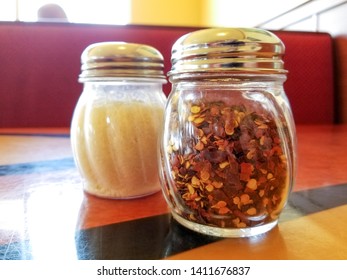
[159,74,296,237]
[71,79,166,199]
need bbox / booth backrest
[334,36,347,124]
[0,22,336,127]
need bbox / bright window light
[1,0,130,25]
[0,1,16,21]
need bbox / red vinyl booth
[0,22,335,127]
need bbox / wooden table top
[1,125,347,260]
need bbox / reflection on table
[1,125,347,260]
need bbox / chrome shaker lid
[168,27,287,77]
[79,42,166,81]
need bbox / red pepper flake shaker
[159,28,297,237]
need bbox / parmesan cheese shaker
[71,42,167,199]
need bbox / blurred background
[0,0,346,36]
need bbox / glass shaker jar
[71,42,167,199]
[159,28,297,237]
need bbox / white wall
[259,0,347,36]
[205,0,309,28]
[317,2,347,36]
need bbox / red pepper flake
[165,101,290,229]
[240,162,253,181]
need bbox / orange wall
[130,0,206,27]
